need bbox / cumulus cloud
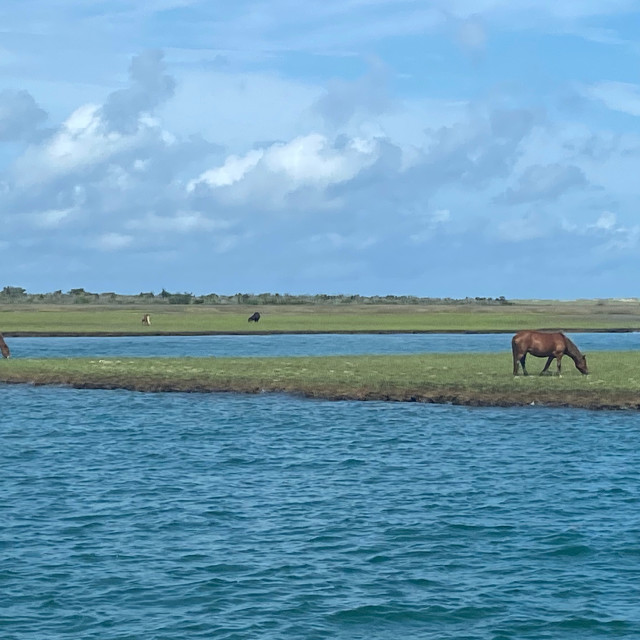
[101,50,175,134]
[0,89,47,141]
[1,28,638,297]
[188,133,382,209]
[14,104,139,187]
[405,107,537,193]
[10,51,179,194]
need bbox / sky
[1,1,640,299]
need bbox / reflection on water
[6,331,640,359]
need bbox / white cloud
[188,150,263,189]
[13,104,156,187]
[11,51,179,190]
[264,134,374,184]
[188,133,381,207]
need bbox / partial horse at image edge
[512,330,588,376]
[0,333,10,358]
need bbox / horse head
[576,354,588,375]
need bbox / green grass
[2,351,640,409]
[2,300,640,334]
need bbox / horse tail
[511,331,525,355]
[511,332,523,374]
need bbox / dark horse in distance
[512,330,588,376]
[248,312,261,323]
[0,333,10,358]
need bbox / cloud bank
[1,1,640,297]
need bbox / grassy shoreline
[2,300,640,335]
[2,352,640,411]
[3,301,640,410]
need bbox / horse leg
[556,355,562,376]
[540,356,554,375]
[513,351,520,375]
[520,354,529,376]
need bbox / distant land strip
[3,327,640,337]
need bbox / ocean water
[6,331,640,359]
[3,385,640,639]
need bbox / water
[6,331,640,359]
[3,386,640,639]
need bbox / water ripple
[2,387,640,638]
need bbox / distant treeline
[0,286,511,306]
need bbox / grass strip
[2,351,640,410]
[2,302,640,334]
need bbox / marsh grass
[2,351,640,409]
[2,300,640,334]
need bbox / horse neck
[563,336,583,362]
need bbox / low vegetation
[2,296,640,409]
[1,298,640,335]
[2,351,640,410]
[0,286,511,306]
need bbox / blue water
[6,331,640,359]
[3,386,640,639]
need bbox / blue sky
[2,0,640,298]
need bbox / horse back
[512,330,566,356]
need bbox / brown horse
[141,314,151,326]
[512,330,588,376]
[0,333,10,358]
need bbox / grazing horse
[0,333,10,358]
[248,312,261,323]
[141,314,151,326]
[512,330,588,376]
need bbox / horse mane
[562,334,584,361]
